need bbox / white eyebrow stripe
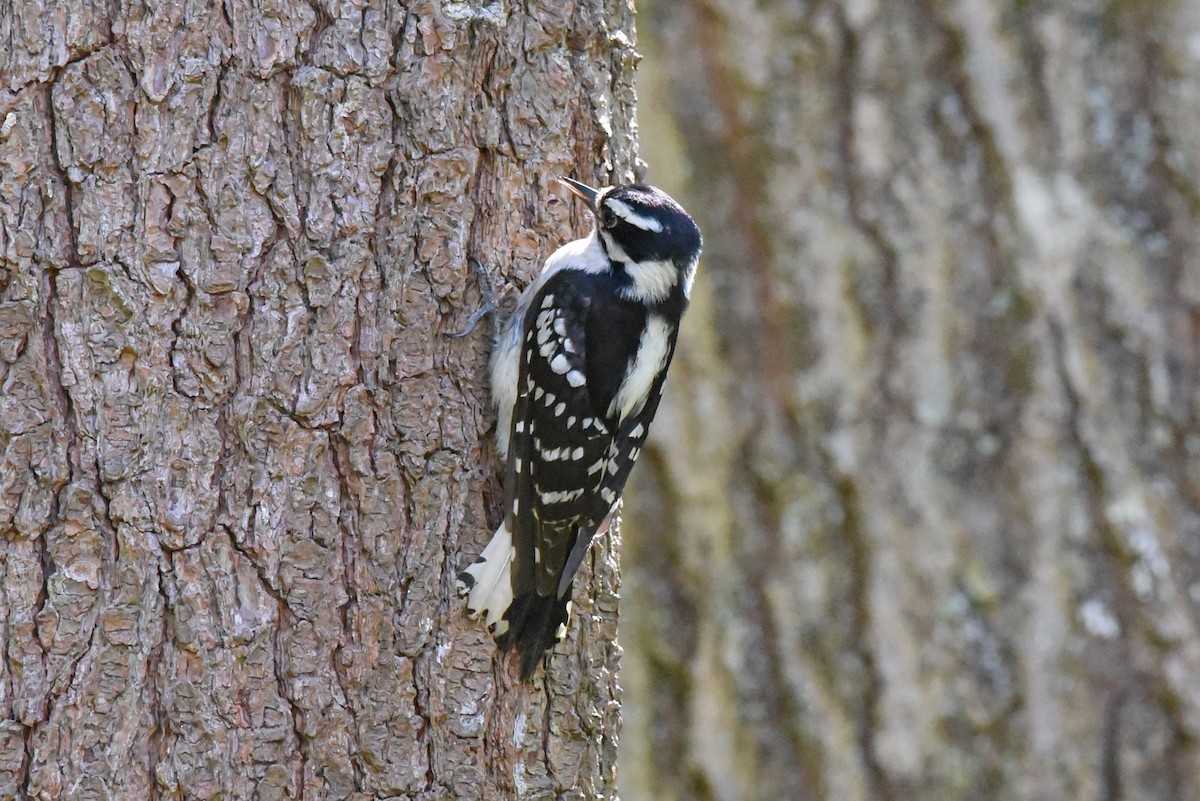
[606,198,664,232]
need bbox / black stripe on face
[606,220,661,264]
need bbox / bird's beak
[559,177,600,213]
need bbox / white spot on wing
[550,353,571,374]
[540,488,585,504]
[566,370,585,387]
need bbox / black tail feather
[494,591,571,680]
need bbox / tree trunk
[624,1,1200,800]
[0,2,637,798]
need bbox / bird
[456,177,702,679]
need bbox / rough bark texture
[0,2,638,799]
[623,1,1200,800]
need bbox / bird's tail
[457,523,514,634]
[494,590,572,680]
[457,523,572,680]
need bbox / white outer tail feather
[459,523,514,636]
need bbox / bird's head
[561,177,702,303]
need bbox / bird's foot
[445,257,500,341]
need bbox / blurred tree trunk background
[0,1,638,799]
[623,1,1200,800]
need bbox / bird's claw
[445,257,500,340]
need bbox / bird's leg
[445,257,501,341]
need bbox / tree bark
[624,1,1200,800]
[0,2,637,798]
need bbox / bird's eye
[600,207,619,229]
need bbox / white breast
[609,315,672,421]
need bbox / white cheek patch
[623,259,675,302]
[601,231,676,302]
[605,198,664,232]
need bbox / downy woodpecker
[457,177,702,679]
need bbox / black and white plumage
[457,177,702,679]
